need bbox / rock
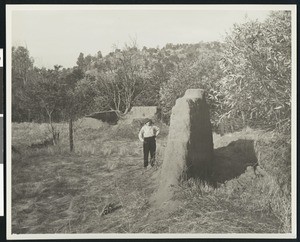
[155,89,214,204]
[245,166,256,178]
[255,165,267,177]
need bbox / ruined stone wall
[127,106,157,119]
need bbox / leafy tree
[21,64,91,151]
[12,46,35,121]
[220,11,291,132]
[22,66,65,144]
[159,43,225,125]
[76,52,96,72]
[12,46,34,85]
[76,52,86,71]
[60,67,90,151]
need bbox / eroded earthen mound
[155,89,214,204]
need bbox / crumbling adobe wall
[119,106,157,125]
[126,106,157,119]
[188,90,214,179]
[155,89,214,203]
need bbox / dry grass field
[11,119,290,234]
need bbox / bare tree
[86,43,150,116]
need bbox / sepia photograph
[6,4,296,239]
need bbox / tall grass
[178,128,291,233]
[12,119,290,233]
[12,118,169,156]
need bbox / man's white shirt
[138,125,160,142]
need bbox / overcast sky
[11,8,270,69]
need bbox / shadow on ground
[212,139,257,184]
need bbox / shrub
[220,11,291,132]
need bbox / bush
[220,11,291,132]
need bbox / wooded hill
[12,11,291,136]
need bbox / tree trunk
[69,118,74,152]
[48,113,58,145]
[27,110,31,122]
[241,111,246,127]
[123,104,131,115]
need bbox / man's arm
[138,127,144,142]
[154,126,160,137]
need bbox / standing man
[138,119,160,171]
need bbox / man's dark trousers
[143,136,156,167]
